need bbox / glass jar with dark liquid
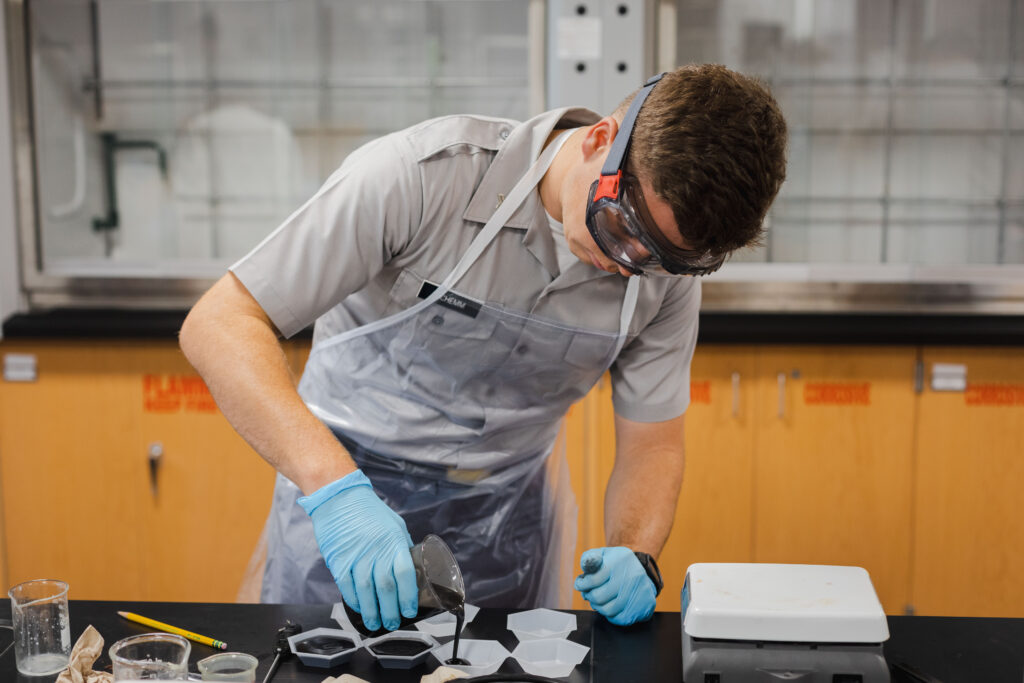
[342,535,467,661]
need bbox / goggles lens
[585,174,725,276]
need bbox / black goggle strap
[598,73,665,181]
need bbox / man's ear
[580,116,620,163]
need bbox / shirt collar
[462,107,601,278]
[462,107,600,228]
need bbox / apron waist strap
[333,430,536,485]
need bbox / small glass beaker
[197,652,259,682]
[8,578,71,676]
[343,533,465,637]
[110,632,190,681]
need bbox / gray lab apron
[262,130,640,608]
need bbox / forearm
[180,273,356,495]
[603,413,686,559]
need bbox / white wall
[0,3,24,337]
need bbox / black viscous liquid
[342,581,466,640]
[420,584,468,666]
[430,584,465,612]
[445,604,469,666]
[438,581,468,667]
[370,639,431,656]
[295,635,355,655]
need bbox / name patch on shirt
[418,281,482,318]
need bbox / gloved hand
[574,547,657,626]
[297,470,418,631]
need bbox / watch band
[634,552,664,596]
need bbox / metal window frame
[4,0,1024,313]
[656,0,1024,313]
[4,0,547,310]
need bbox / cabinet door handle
[777,373,786,419]
[148,442,163,496]
[731,371,740,417]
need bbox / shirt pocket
[563,332,617,371]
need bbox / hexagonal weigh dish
[431,639,511,677]
[512,638,591,678]
[287,627,361,668]
[414,603,480,638]
[364,630,440,669]
[507,608,578,641]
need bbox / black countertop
[1,601,1022,682]
[6,308,1024,345]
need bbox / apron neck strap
[442,127,641,347]
[617,276,640,344]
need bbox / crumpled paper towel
[321,666,468,683]
[56,625,113,683]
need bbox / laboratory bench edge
[1,601,1023,682]
[6,308,1024,344]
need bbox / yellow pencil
[118,611,227,650]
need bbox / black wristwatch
[634,552,664,596]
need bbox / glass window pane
[673,0,1019,267]
[892,0,1011,81]
[29,0,530,276]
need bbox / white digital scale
[681,563,891,683]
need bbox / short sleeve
[230,133,422,338]
[609,277,701,422]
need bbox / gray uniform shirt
[231,107,700,424]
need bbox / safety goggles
[585,74,726,277]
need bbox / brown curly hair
[616,64,788,257]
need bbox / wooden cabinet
[567,346,918,615]
[136,368,277,602]
[911,348,1024,616]
[565,347,758,612]
[752,347,917,614]
[565,377,616,610]
[2,339,1022,615]
[0,342,148,599]
[657,347,756,610]
[0,340,277,601]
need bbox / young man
[180,64,787,631]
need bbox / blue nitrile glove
[297,470,418,631]
[574,547,657,626]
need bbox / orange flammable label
[143,374,218,414]
[690,380,711,404]
[803,382,871,406]
[965,383,1024,406]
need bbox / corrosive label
[143,374,217,413]
[804,382,871,406]
[965,383,1024,406]
[690,380,711,404]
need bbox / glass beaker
[343,533,465,637]
[110,633,190,680]
[8,578,71,676]
[197,652,259,682]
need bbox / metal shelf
[786,127,1024,136]
[766,76,1024,88]
[774,197,1023,207]
[88,75,528,91]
